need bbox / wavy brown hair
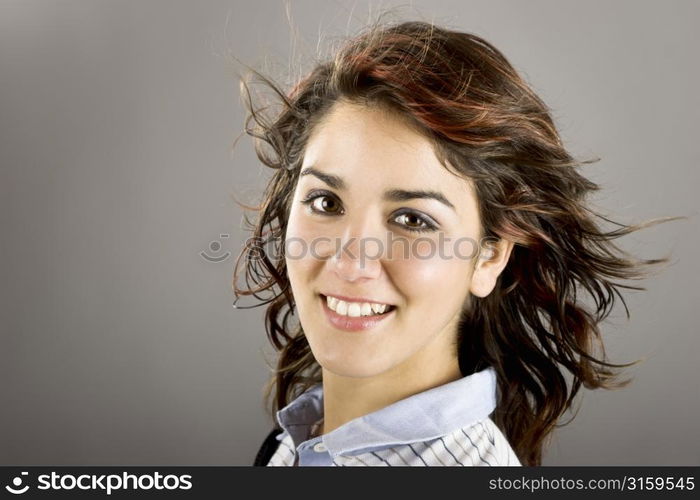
[231,18,680,465]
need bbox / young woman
[232,19,676,466]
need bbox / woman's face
[284,100,502,379]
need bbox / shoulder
[254,428,293,467]
[261,430,296,467]
[452,417,521,466]
[335,417,521,467]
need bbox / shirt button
[313,442,327,453]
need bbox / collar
[275,366,497,457]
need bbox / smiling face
[284,100,511,380]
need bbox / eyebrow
[299,166,456,211]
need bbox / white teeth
[325,295,392,317]
[347,303,362,317]
[361,303,373,316]
[371,303,386,314]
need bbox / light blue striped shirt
[266,366,521,466]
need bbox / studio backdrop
[1,0,698,466]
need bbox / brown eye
[300,191,344,215]
[313,195,341,213]
[392,210,438,234]
[395,212,429,231]
[401,213,423,229]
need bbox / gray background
[1,0,697,466]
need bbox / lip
[319,293,396,332]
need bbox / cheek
[284,209,333,284]
[286,204,334,247]
[391,245,474,306]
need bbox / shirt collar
[276,366,497,457]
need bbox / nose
[328,221,384,283]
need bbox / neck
[319,347,462,436]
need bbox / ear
[469,237,515,298]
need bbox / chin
[318,355,394,379]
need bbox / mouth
[319,293,397,332]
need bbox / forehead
[302,101,475,201]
